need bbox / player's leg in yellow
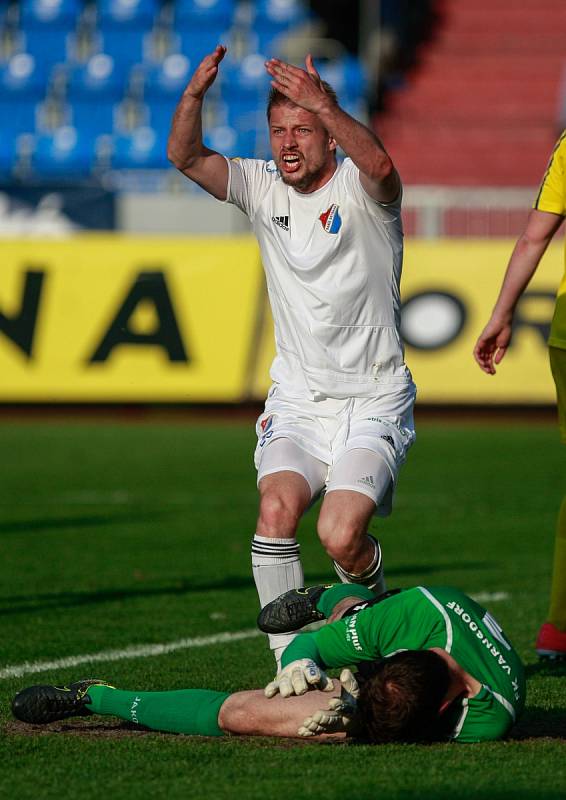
[547,495,566,630]
[536,347,566,658]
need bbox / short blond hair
[266,80,338,120]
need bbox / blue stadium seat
[31,126,99,177]
[0,100,38,135]
[203,123,238,154]
[148,100,176,136]
[142,54,192,102]
[68,100,118,136]
[201,124,259,158]
[149,104,244,144]
[98,0,158,30]
[176,29,227,65]
[221,53,271,102]
[254,128,271,159]
[237,128,263,158]
[174,0,236,29]
[0,130,19,176]
[248,0,311,58]
[97,29,149,70]
[22,28,71,72]
[254,0,309,29]
[20,0,82,29]
[225,97,264,131]
[340,96,366,121]
[0,53,47,100]
[66,54,129,103]
[217,25,264,62]
[253,26,290,58]
[316,56,367,99]
[111,126,169,169]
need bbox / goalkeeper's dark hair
[266,80,338,120]
[357,650,451,744]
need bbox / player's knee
[317,513,361,566]
[217,693,248,734]
[326,542,360,572]
[216,700,231,732]
[257,492,302,537]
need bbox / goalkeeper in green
[259,583,525,742]
[12,584,525,743]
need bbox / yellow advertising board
[250,238,563,404]
[0,236,562,403]
[402,239,561,403]
[0,235,263,401]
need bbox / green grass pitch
[1,415,565,799]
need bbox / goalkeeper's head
[357,650,451,743]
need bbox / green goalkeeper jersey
[281,586,525,743]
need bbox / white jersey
[226,156,413,399]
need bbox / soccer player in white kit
[168,46,416,665]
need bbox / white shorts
[254,383,416,516]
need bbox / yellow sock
[548,495,566,630]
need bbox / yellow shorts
[550,346,566,444]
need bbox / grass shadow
[510,706,566,740]
[0,511,170,535]
[387,562,492,577]
[525,660,566,678]
[0,560,493,617]
[0,575,259,616]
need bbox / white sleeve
[226,157,277,221]
[341,158,402,224]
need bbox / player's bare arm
[218,685,347,739]
[265,55,400,203]
[167,45,229,200]
[474,208,564,374]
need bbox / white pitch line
[471,592,510,603]
[0,629,262,681]
[0,592,511,681]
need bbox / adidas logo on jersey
[272,215,289,231]
[358,475,375,488]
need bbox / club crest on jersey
[260,416,273,432]
[259,415,274,447]
[319,204,342,234]
[272,215,289,231]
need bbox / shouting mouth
[280,152,302,173]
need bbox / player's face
[268,104,337,193]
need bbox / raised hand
[265,54,333,115]
[185,45,227,100]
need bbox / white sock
[252,534,304,667]
[333,535,386,595]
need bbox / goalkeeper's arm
[281,632,324,670]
